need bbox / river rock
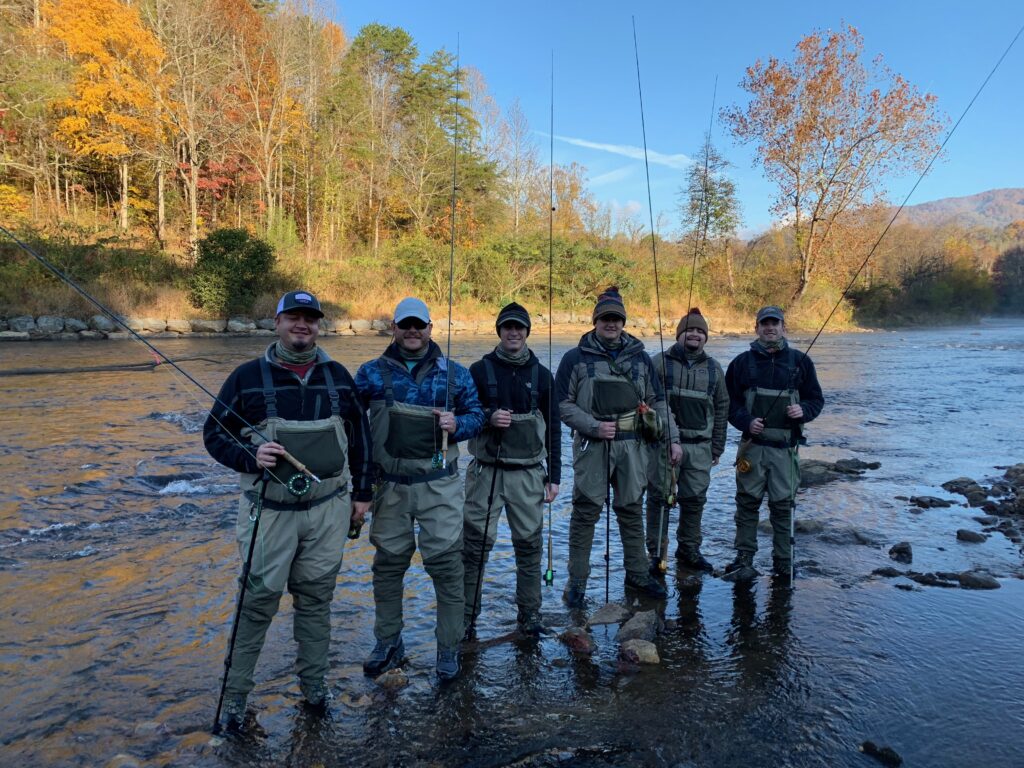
[121,316,145,331]
[819,526,879,546]
[8,315,36,333]
[956,529,986,543]
[872,567,904,578]
[0,331,30,341]
[36,315,65,334]
[77,330,104,340]
[64,317,88,332]
[0,318,7,330]
[90,314,117,332]
[942,477,981,495]
[163,319,189,333]
[256,318,275,331]
[888,542,913,564]
[909,495,954,508]
[227,317,255,333]
[973,515,999,526]
[907,571,957,588]
[834,458,882,473]
[350,319,371,331]
[190,319,226,333]
[617,610,658,642]
[375,668,409,690]
[254,329,274,337]
[587,603,632,627]
[619,639,659,665]
[1003,463,1024,485]
[860,741,902,767]
[957,571,1000,590]
[559,626,597,655]
[370,319,389,331]
[337,328,356,336]
[140,317,166,332]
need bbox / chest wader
[241,358,351,508]
[469,359,546,466]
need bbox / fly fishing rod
[632,16,675,578]
[440,40,460,469]
[756,20,1024,587]
[543,52,557,589]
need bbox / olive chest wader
[734,349,802,571]
[463,360,547,631]
[566,355,651,603]
[367,359,465,652]
[647,355,717,564]
[225,358,353,715]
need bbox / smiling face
[392,317,432,353]
[681,327,707,353]
[275,309,321,352]
[756,317,784,345]
[498,322,528,354]
[594,313,625,343]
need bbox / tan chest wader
[241,358,351,507]
[468,359,546,466]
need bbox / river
[1,320,1022,767]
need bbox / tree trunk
[156,161,166,247]
[724,240,735,295]
[119,159,129,231]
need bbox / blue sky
[332,1,1023,236]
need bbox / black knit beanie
[496,301,531,335]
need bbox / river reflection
[1,321,1023,767]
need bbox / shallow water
[1,321,1022,767]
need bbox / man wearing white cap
[354,297,484,681]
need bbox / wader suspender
[747,348,799,448]
[587,356,642,441]
[665,356,716,443]
[376,358,457,485]
[252,357,346,510]
[482,358,540,412]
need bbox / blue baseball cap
[393,297,431,324]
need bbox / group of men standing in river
[203,285,823,730]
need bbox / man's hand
[670,442,683,466]
[712,456,720,467]
[351,500,370,525]
[785,403,804,420]
[490,408,512,428]
[433,409,458,435]
[596,421,617,440]
[256,441,285,468]
[544,483,559,503]
[749,417,765,436]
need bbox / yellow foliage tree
[45,0,165,230]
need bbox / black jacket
[725,340,824,445]
[203,347,374,501]
[469,349,562,484]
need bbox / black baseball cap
[276,290,324,318]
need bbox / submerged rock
[860,740,902,766]
[888,542,913,564]
[957,571,1000,590]
[587,603,632,627]
[909,496,954,509]
[907,572,957,588]
[819,526,880,546]
[872,567,904,578]
[375,668,409,690]
[800,458,880,487]
[617,610,658,642]
[559,627,597,655]
[942,477,982,496]
[619,639,659,665]
[956,529,987,543]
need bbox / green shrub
[188,229,275,316]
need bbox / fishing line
[0,224,302,490]
[544,51,557,588]
[631,16,675,574]
[440,37,460,468]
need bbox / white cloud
[553,134,692,170]
[589,165,634,187]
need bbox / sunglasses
[396,318,428,330]
[597,314,624,323]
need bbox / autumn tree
[723,24,945,300]
[45,0,165,231]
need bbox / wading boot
[563,577,587,608]
[722,551,758,582]
[517,607,544,636]
[772,559,796,584]
[436,646,461,681]
[624,572,668,599]
[300,679,333,718]
[676,546,715,574]
[222,694,247,734]
[363,634,405,677]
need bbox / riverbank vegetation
[0,5,1020,327]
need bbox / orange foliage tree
[723,24,945,300]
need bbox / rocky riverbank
[0,312,704,341]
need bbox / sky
[329,1,1023,236]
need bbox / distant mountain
[898,188,1024,230]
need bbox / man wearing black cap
[646,308,729,574]
[204,290,373,729]
[555,287,681,606]
[462,302,561,637]
[723,305,824,581]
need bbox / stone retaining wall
[0,313,689,341]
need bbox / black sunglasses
[396,318,428,330]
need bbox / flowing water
[1,321,1022,767]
